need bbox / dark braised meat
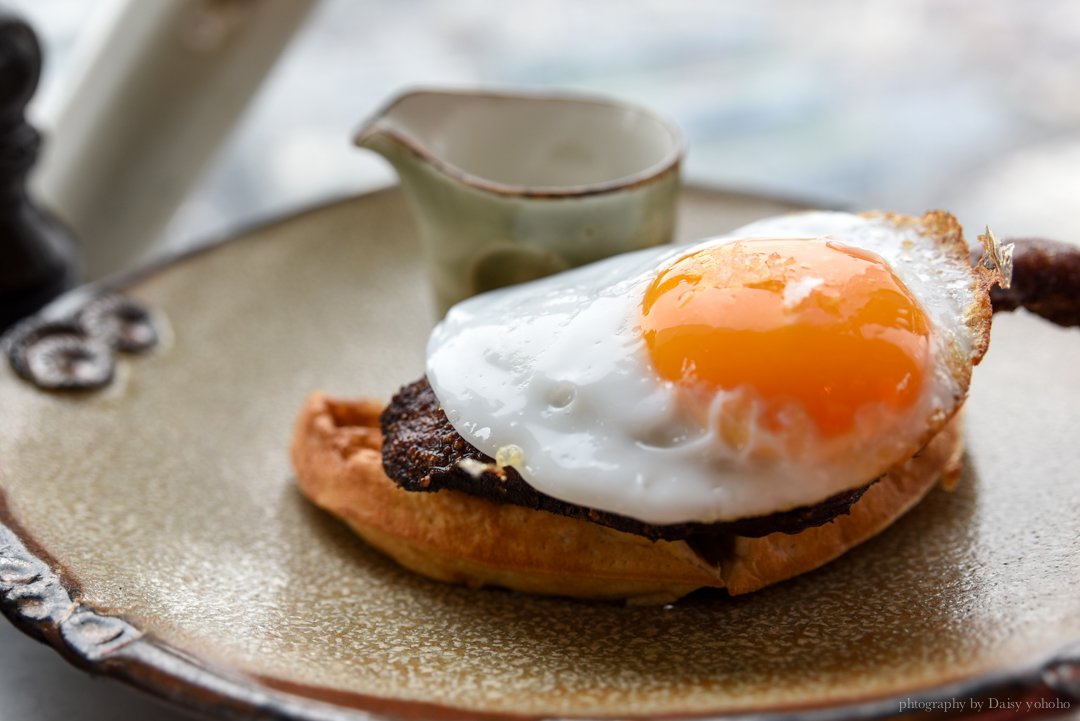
[988,237,1080,327]
[380,377,872,541]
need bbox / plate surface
[2,186,1079,720]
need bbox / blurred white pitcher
[32,0,317,279]
[355,89,684,313]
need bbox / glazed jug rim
[353,86,685,199]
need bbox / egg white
[426,212,983,525]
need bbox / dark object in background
[0,9,78,333]
[989,237,1080,328]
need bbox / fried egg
[426,211,996,525]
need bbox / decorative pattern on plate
[4,293,159,391]
[0,521,142,662]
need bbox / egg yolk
[641,238,930,437]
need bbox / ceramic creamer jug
[355,89,684,313]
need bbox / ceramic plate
[2,186,1079,721]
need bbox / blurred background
[8,0,1080,270]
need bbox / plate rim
[1,185,1078,721]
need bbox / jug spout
[352,107,414,172]
[352,121,400,164]
[353,90,461,175]
[353,89,685,314]
[353,92,492,239]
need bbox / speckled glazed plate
[2,186,1080,721]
